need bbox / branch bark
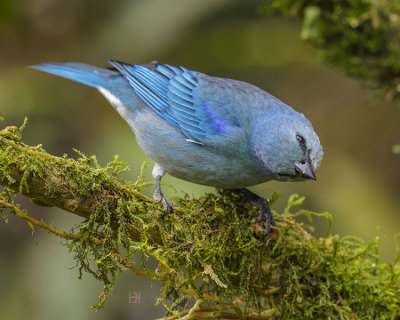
[0,128,154,217]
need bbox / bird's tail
[30,62,118,88]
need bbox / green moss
[1,123,400,318]
[260,0,400,100]
[62,187,400,318]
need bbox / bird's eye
[296,134,306,144]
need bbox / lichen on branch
[0,123,399,319]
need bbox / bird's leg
[237,188,276,236]
[152,163,173,213]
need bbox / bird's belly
[163,152,267,188]
[130,109,269,188]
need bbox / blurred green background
[1,0,399,319]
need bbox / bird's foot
[238,188,276,236]
[255,205,276,236]
[154,184,173,214]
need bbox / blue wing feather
[109,60,238,142]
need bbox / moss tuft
[260,0,400,100]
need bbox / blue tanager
[32,60,323,235]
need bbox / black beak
[295,159,316,180]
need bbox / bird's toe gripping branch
[152,163,173,214]
[237,188,276,236]
[256,202,276,236]
[153,182,174,214]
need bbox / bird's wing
[109,60,242,144]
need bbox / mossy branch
[0,123,167,244]
[1,123,400,319]
[261,0,400,101]
[0,125,156,218]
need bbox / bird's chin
[274,174,302,182]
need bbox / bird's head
[250,109,323,182]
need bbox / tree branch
[0,126,155,216]
[1,123,399,319]
[0,125,166,243]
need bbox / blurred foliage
[1,124,400,319]
[260,0,400,100]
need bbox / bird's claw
[238,188,276,236]
[153,187,173,214]
[159,197,174,213]
[256,208,276,236]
